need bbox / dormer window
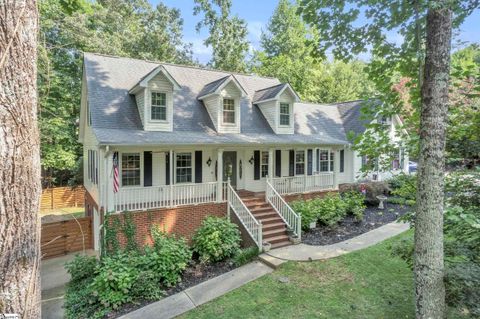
[280,103,290,126]
[223,98,235,124]
[151,92,167,121]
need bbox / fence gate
[41,216,93,259]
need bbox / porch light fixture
[249,155,254,165]
[206,157,212,167]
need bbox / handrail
[226,182,262,248]
[266,179,301,240]
[271,173,334,195]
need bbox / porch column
[169,149,173,206]
[268,148,274,182]
[333,148,340,189]
[104,148,114,212]
[304,148,308,191]
[217,149,224,202]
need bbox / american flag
[113,152,119,193]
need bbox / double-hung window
[176,153,192,183]
[151,92,167,120]
[295,151,305,175]
[280,103,290,126]
[223,98,235,124]
[122,153,141,186]
[261,151,269,178]
[319,150,330,172]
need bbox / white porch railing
[266,180,301,240]
[226,181,262,249]
[113,182,227,212]
[271,173,334,195]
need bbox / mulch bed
[108,259,237,318]
[302,203,412,246]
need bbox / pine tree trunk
[0,1,41,318]
[414,2,452,318]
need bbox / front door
[223,151,237,188]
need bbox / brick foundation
[229,211,257,248]
[109,202,227,247]
[283,190,338,203]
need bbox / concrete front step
[271,240,291,249]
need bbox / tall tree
[193,0,249,72]
[298,0,479,317]
[0,0,42,317]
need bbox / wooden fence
[41,216,93,259]
[41,186,85,210]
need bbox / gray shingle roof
[336,100,372,137]
[197,75,231,98]
[252,83,287,103]
[83,53,366,146]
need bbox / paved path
[260,221,410,268]
[118,261,273,319]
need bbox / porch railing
[113,181,227,212]
[226,181,262,249]
[271,173,334,195]
[266,180,301,240]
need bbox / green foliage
[140,228,191,286]
[233,247,259,267]
[445,261,480,316]
[388,174,417,202]
[342,191,366,221]
[122,211,138,253]
[340,181,390,205]
[445,170,480,210]
[65,254,98,284]
[390,236,414,269]
[290,199,319,231]
[102,212,121,256]
[129,270,165,302]
[192,216,241,263]
[315,194,348,227]
[193,0,249,72]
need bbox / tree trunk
[0,1,41,318]
[414,2,452,318]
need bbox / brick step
[262,222,286,232]
[245,202,270,210]
[263,228,288,237]
[241,197,265,204]
[264,234,290,244]
[258,216,284,225]
[250,206,274,214]
[253,211,280,220]
[271,240,291,249]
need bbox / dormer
[253,83,300,134]
[129,66,181,131]
[198,75,247,133]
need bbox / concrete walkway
[260,221,410,268]
[118,260,273,319]
[41,250,97,319]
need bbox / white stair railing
[266,179,301,240]
[226,179,262,249]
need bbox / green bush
[445,260,480,316]
[192,216,241,263]
[130,270,165,301]
[342,191,366,221]
[340,181,390,205]
[139,229,191,286]
[316,193,348,227]
[390,236,414,269]
[445,170,480,209]
[65,254,98,284]
[388,174,417,202]
[291,199,319,231]
[233,247,259,267]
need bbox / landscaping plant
[290,199,319,231]
[316,193,348,227]
[342,191,366,221]
[192,216,241,263]
[233,247,259,267]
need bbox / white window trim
[221,97,237,126]
[174,152,195,184]
[120,152,143,188]
[260,151,269,179]
[279,102,291,127]
[150,91,168,122]
[318,149,332,173]
[294,150,305,175]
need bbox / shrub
[390,236,414,269]
[192,216,241,263]
[342,191,366,221]
[233,247,259,267]
[388,174,417,202]
[445,260,480,316]
[291,199,319,231]
[316,193,348,227]
[65,254,98,284]
[340,181,390,205]
[139,229,191,286]
[130,270,165,301]
[445,170,480,210]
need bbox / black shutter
[316,149,320,173]
[165,152,170,185]
[340,150,345,173]
[253,151,260,180]
[307,149,313,175]
[195,151,202,183]
[144,151,152,187]
[275,150,281,177]
[289,150,295,176]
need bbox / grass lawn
[180,231,466,319]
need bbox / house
[79,53,408,251]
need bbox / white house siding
[144,73,174,131]
[276,90,295,134]
[258,100,277,133]
[203,95,219,130]
[135,89,145,126]
[82,123,100,206]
